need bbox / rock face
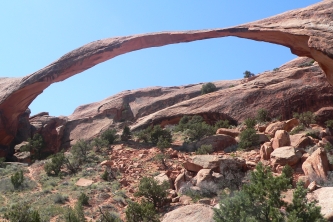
[270,146,302,167]
[1,1,333,156]
[307,187,333,221]
[272,130,291,149]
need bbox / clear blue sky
[0,1,319,117]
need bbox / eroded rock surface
[2,1,333,156]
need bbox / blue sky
[0,1,320,116]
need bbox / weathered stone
[258,133,270,144]
[195,169,213,186]
[265,122,286,137]
[195,134,237,152]
[162,204,214,222]
[216,128,240,137]
[183,155,221,172]
[272,130,291,149]
[260,142,273,160]
[13,151,31,164]
[302,147,330,181]
[154,173,173,189]
[284,118,299,132]
[174,170,193,192]
[75,178,94,187]
[307,187,333,221]
[270,146,302,167]
[14,141,29,152]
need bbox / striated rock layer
[1,1,333,154]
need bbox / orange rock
[272,130,291,149]
[302,148,330,182]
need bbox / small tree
[125,201,159,222]
[64,202,86,222]
[256,108,270,123]
[22,133,45,160]
[4,202,41,222]
[238,128,259,150]
[101,129,118,144]
[134,177,169,209]
[99,207,122,222]
[196,144,213,155]
[71,139,92,163]
[121,126,131,141]
[78,193,89,206]
[44,152,65,176]
[293,111,315,127]
[92,137,109,152]
[243,70,255,78]
[214,119,230,129]
[11,170,24,189]
[150,125,172,146]
[244,118,257,129]
[201,82,217,95]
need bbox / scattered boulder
[272,130,291,149]
[260,142,273,160]
[13,151,31,164]
[183,155,221,173]
[307,187,333,221]
[265,121,286,137]
[297,175,310,188]
[302,147,330,182]
[258,133,270,144]
[195,169,213,186]
[75,178,94,187]
[195,135,237,152]
[314,107,333,125]
[154,173,173,189]
[14,141,29,152]
[284,118,299,132]
[162,204,214,222]
[294,136,313,149]
[174,170,193,192]
[216,128,240,137]
[270,146,302,167]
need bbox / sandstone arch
[1,1,333,152]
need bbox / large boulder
[265,122,286,137]
[260,142,273,160]
[307,187,333,221]
[162,204,214,222]
[284,118,299,132]
[302,147,330,181]
[272,130,291,149]
[194,169,213,186]
[183,155,221,172]
[270,146,302,167]
[195,135,237,152]
[216,128,240,137]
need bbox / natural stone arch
[0,1,333,151]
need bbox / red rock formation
[1,1,333,155]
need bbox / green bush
[214,120,230,129]
[92,137,109,152]
[125,201,159,222]
[4,202,41,222]
[238,128,259,150]
[150,125,172,146]
[293,111,315,127]
[244,118,256,129]
[101,129,118,144]
[201,82,217,95]
[44,152,65,176]
[0,157,5,168]
[98,207,122,222]
[54,193,69,204]
[71,139,92,163]
[243,70,255,78]
[324,142,333,153]
[273,68,279,72]
[64,202,86,222]
[153,153,169,170]
[11,170,24,189]
[214,163,325,221]
[195,144,213,155]
[78,192,89,206]
[290,124,305,135]
[298,60,315,68]
[256,108,270,123]
[325,120,333,129]
[21,133,45,160]
[134,176,169,209]
[121,126,131,141]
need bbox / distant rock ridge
[1,1,333,155]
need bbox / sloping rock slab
[270,146,301,167]
[307,187,333,221]
[162,204,214,222]
[75,178,94,187]
[302,147,329,181]
[183,155,221,172]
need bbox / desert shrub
[195,144,213,155]
[71,139,92,163]
[286,182,325,221]
[11,170,24,189]
[218,162,245,191]
[78,193,89,206]
[175,115,191,132]
[21,133,45,160]
[64,202,86,222]
[273,68,279,72]
[293,111,315,127]
[153,153,169,169]
[256,108,270,123]
[243,70,255,78]
[156,136,171,151]
[54,193,69,204]
[238,128,259,150]
[0,157,5,168]
[305,129,320,139]
[92,138,109,152]
[198,181,218,198]
[134,176,169,209]
[244,118,256,129]
[4,202,41,222]
[201,82,217,95]
[101,169,110,181]
[150,125,172,146]
[125,201,159,222]
[121,126,131,141]
[181,185,203,202]
[98,207,122,222]
[101,129,118,145]
[44,152,65,176]
[298,60,315,68]
[214,163,324,221]
[214,119,230,129]
[324,142,333,153]
[290,124,305,135]
[325,120,333,129]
